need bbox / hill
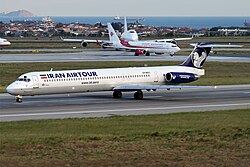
[0,10,36,17]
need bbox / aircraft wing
[154,37,193,42]
[61,37,109,44]
[140,37,193,43]
[190,43,243,48]
[113,85,214,91]
[100,45,127,49]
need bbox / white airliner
[105,23,180,56]
[120,16,138,41]
[0,38,11,48]
[6,43,240,103]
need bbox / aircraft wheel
[145,52,150,56]
[113,90,122,98]
[134,53,139,56]
[134,90,143,100]
[16,97,22,103]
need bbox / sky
[1,0,250,16]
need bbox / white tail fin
[124,16,128,33]
[107,23,120,43]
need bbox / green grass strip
[0,109,249,166]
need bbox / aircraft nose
[176,46,181,52]
[6,83,16,95]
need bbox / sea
[1,16,250,28]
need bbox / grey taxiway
[1,85,250,122]
[0,49,250,63]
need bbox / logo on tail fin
[180,46,210,68]
[191,48,207,68]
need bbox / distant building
[42,16,52,23]
[218,28,248,36]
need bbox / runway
[1,85,250,122]
[0,49,250,63]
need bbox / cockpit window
[16,78,31,82]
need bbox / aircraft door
[32,75,39,88]
[154,71,158,83]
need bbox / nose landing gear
[15,95,22,103]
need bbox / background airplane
[121,17,193,44]
[6,43,241,103]
[120,16,139,41]
[61,17,138,48]
[61,17,193,48]
[104,23,181,56]
[0,38,11,49]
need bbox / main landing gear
[113,90,122,98]
[113,90,144,100]
[134,90,143,100]
[145,52,150,56]
[134,52,150,56]
[15,95,22,103]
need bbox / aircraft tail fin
[124,16,128,33]
[107,23,120,43]
[180,43,242,69]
